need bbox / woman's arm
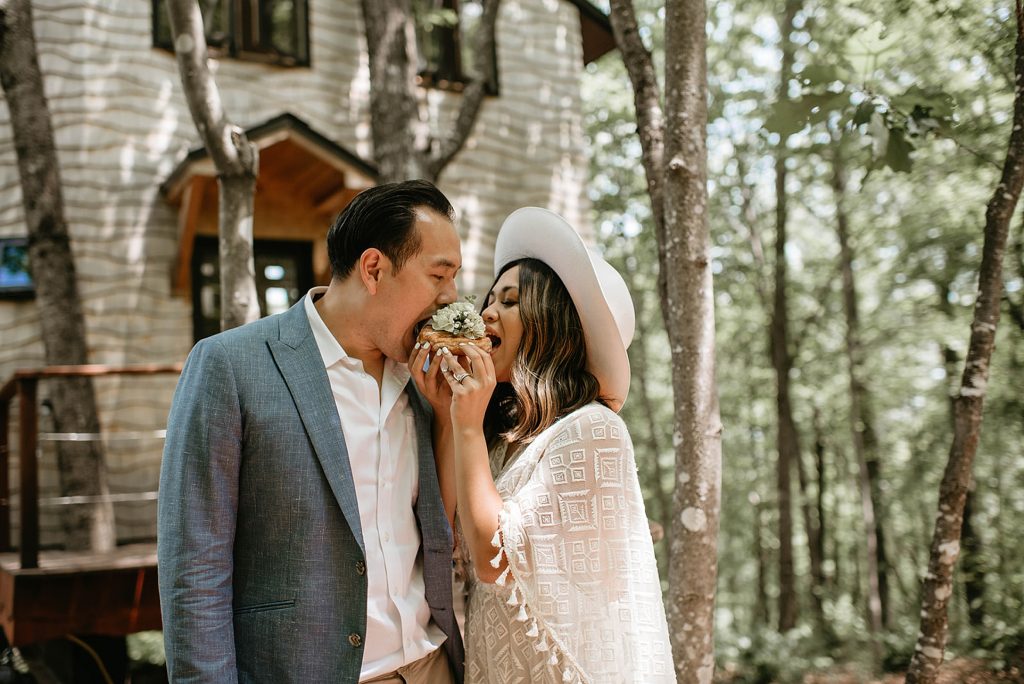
[409,343,457,532]
[439,344,508,583]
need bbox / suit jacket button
[355,561,366,575]
[348,633,362,648]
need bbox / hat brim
[494,207,633,412]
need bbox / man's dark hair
[327,179,455,280]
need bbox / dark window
[0,237,34,299]
[413,0,498,94]
[153,0,309,67]
[191,237,313,342]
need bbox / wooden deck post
[0,396,9,551]
[18,378,38,569]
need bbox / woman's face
[481,265,524,383]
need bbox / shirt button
[382,531,390,542]
[355,561,365,575]
[348,633,362,648]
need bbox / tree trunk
[905,4,1024,681]
[960,481,986,632]
[609,0,722,680]
[165,0,259,332]
[813,406,828,589]
[794,433,826,628]
[360,0,423,182]
[360,0,500,183]
[753,492,771,628]
[0,0,115,551]
[831,137,888,634]
[941,319,986,634]
[662,0,721,679]
[770,0,801,634]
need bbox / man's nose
[438,278,458,305]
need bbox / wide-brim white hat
[494,207,635,412]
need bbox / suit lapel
[269,300,365,555]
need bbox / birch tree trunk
[165,0,259,331]
[832,138,887,637]
[771,0,801,633]
[360,0,500,183]
[609,0,722,680]
[0,0,116,551]
[662,2,721,677]
[905,4,1024,680]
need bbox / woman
[410,208,674,684]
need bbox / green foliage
[584,0,1021,679]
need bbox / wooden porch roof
[161,113,378,295]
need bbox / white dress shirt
[304,289,446,680]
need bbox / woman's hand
[439,343,496,431]
[408,342,452,417]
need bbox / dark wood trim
[18,379,38,569]
[0,398,9,552]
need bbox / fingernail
[414,342,421,350]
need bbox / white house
[0,0,613,546]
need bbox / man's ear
[359,248,388,295]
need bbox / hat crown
[494,207,635,411]
[588,251,635,352]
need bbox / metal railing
[0,364,182,569]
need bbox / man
[158,180,465,683]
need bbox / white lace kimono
[460,403,676,684]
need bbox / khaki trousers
[360,647,454,684]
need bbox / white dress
[460,403,676,684]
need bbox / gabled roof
[161,113,378,202]
[569,1,617,64]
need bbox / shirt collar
[303,288,413,387]
[304,287,348,369]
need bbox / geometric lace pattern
[460,403,676,683]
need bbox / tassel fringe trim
[488,513,587,684]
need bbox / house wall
[0,0,594,546]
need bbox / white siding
[0,0,594,545]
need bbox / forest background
[584,0,1023,681]
[1,0,1020,681]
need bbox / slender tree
[609,0,722,680]
[165,0,259,331]
[906,3,1024,681]
[770,0,802,632]
[0,0,115,551]
[361,0,500,182]
[831,136,888,637]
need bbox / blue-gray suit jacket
[157,299,464,683]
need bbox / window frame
[152,0,310,69]
[414,0,499,96]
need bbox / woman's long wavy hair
[483,258,605,445]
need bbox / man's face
[375,207,461,362]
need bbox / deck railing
[0,364,182,569]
